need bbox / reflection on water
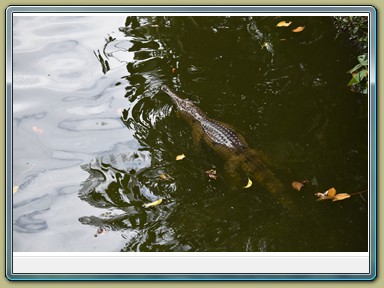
[13,16,368,252]
[13,16,133,251]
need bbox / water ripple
[59,117,125,132]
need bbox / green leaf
[358,69,368,80]
[347,70,367,86]
[347,74,360,86]
[357,54,368,66]
[348,63,363,74]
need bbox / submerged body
[161,85,294,210]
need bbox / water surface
[13,16,368,252]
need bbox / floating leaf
[292,26,305,33]
[292,181,304,191]
[315,192,334,201]
[13,185,19,193]
[159,173,174,181]
[244,178,253,189]
[276,21,292,27]
[159,174,167,180]
[315,192,325,198]
[32,126,44,134]
[205,169,218,180]
[315,187,336,201]
[143,198,163,208]
[316,187,362,203]
[326,187,337,197]
[315,187,336,199]
[176,154,186,161]
[332,193,351,202]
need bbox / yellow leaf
[332,193,351,202]
[176,154,186,161]
[159,173,174,181]
[292,26,305,33]
[159,174,168,180]
[326,187,337,197]
[143,198,163,208]
[13,185,19,193]
[276,21,292,27]
[243,178,253,189]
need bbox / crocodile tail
[240,149,296,211]
[240,150,284,194]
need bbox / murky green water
[13,16,368,252]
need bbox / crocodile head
[161,85,204,120]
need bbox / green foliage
[333,16,368,95]
[347,54,368,94]
[333,16,368,51]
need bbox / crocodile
[161,85,295,210]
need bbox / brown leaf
[332,193,351,202]
[176,154,186,161]
[326,187,337,197]
[276,21,292,27]
[292,181,304,191]
[315,187,351,202]
[315,192,334,201]
[292,26,305,33]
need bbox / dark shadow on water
[78,16,368,252]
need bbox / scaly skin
[161,85,294,210]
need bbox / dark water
[13,16,368,252]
